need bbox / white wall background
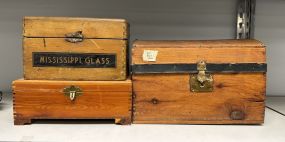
[0,0,284,96]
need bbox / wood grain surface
[23,17,128,39]
[13,79,132,125]
[132,73,265,124]
[133,39,264,48]
[132,40,266,64]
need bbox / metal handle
[63,85,82,101]
[65,31,84,43]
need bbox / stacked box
[13,17,131,125]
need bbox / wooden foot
[115,117,131,125]
[14,118,32,125]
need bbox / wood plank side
[133,39,264,48]
[13,79,132,125]
[132,73,265,124]
[132,47,266,64]
[23,17,128,39]
[12,79,132,92]
[14,92,131,117]
[23,38,127,80]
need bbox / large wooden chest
[132,40,266,124]
[23,17,128,81]
[13,79,132,125]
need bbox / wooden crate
[13,79,132,125]
[132,39,266,124]
[23,17,128,81]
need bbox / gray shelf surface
[0,93,284,142]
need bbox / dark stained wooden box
[13,79,132,125]
[23,17,129,81]
[132,39,266,124]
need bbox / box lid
[132,39,266,74]
[23,17,128,39]
[12,79,132,92]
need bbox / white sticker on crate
[143,50,158,62]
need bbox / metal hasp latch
[63,85,83,101]
[190,61,213,92]
[65,31,84,43]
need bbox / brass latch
[190,60,213,92]
[63,85,83,101]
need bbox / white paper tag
[143,50,158,62]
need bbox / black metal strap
[132,63,267,74]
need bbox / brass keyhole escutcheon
[63,85,83,101]
[190,60,214,92]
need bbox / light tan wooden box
[23,17,128,81]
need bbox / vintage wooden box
[12,79,132,125]
[132,39,266,124]
[23,17,128,81]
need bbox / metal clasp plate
[63,85,83,101]
[65,31,84,43]
[190,60,214,92]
